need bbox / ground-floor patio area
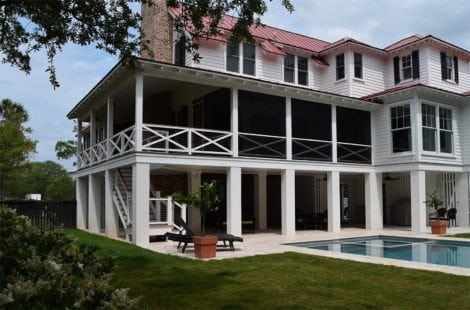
[149,226,470,276]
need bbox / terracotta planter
[193,235,218,259]
[430,220,448,235]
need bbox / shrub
[0,207,139,308]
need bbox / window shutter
[411,50,420,79]
[440,52,447,80]
[454,56,459,84]
[393,56,400,84]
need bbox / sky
[1,0,470,171]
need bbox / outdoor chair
[447,208,457,227]
[167,216,243,252]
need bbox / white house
[68,1,470,248]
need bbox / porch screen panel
[336,107,371,164]
[292,99,332,161]
[238,90,286,158]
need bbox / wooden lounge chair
[166,216,243,253]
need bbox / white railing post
[331,105,337,163]
[106,96,114,159]
[231,87,239,157]
[77,120,83,168]
[286,96,292,160]
[135,74,144,152]
[181,203,187,223]
[188,129,192,155]
[167,196,174,226]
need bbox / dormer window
[393,50,419,84]
[440,52,459,83]
[226,41,255,76]
[284,54,308,86]
[336,53,345,80]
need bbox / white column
[456,172,469,227]
[76,177,87,229]
[106,96,114,157]
[331,105,337,163]
[254,172,267,230]
[281,169,296,236]
[88,174,101,233]
[90,110,96,146]
[231,87,239,157]
[286,96,292,160]
[132,162,150,247]
[135,74,144,152]
[227,166,242,236]
[187,171,201,233]
[77,120,83,168]
[105,170,119,238]
[365,172,383,230]
[410,170,427,232]
[327,171,341,233]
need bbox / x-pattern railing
[337,142,371,163]
[293,138,332,161]
[109,126,135,158]
[239,132,286,158]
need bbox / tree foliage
[55,139,77,161]
[0,99,37,201]
[0,207,139,308]
[1,0,293,87]
[45,174,75,201]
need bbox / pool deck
[148,226,470,276]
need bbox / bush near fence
[0,200,76,229]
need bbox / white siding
[426,47,470,93]
[194,40,225,72]
[257,51,282,82]
[350,52,387,98]
[318,53,349,96]
[384,48,428,90]
[459,105,470,165]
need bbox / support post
[90,110,96,146]
[327,171,340,233]
[254,172,267,230]
[456,172,469,227]
[410,170,426,232]
[135,74,144,152]
[88,174,101,233]
[132,162,150,247]
[365,172,383,230]
[231,87,239,157]
[105,170,119,237]
[77,120,83,168]
[331,105,337,163]
[188,171,201,233]
[106,96,114,158]
[286,96,292,160]
[76,176,87,229]
[281,169,296,236]
[227,166,242,236]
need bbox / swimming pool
[288,236,470,268]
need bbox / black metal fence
[0,200,76,229]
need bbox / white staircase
[112,167,187,240]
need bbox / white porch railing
[337,142,372,164]
[142,124,233,156]
[149,196,187,230]
[292,137,332,161]
[238,132,286,158]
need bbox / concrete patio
[148,227,470,276]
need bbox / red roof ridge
[384,34,423,51]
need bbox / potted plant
[425,191,448,235]
[173,180,221,258]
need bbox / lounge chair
[166,216,243,253]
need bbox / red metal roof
[384,35,423,51]
[260,40,287,56]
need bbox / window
[421,104,436,152]
[390,105,412,153]
[226,41,239,73]
[354,53,362,79]
[439,107,453,153]
[445,55,454,80]
[336,53,345,80]
[297,56,308,85]
[401,55,412,80]
[284,54,295,83]
[243,43,255,75]
[440,52,459,83]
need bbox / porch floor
[148,226,470,276]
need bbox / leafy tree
[1,0,293,87]
[55,139,77,161]
[8,161,73,200]
[0,99,37,201]
[0,207,139,308]
[45,174,75,201]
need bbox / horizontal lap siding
[258,51,283,82]
[195,41,225,72]
[318,54,349,96]
[459,106,470,165]
[427,48,470,93]
[350,53,386,98]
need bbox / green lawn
[448,233,470,239]
[68,229,470,309]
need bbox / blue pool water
[288,236,470,268]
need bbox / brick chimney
[141,0,173,63]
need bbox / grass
[67,229,470,309]
[448,233,470,239]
